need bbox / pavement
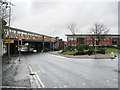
[2,55,31,88]
[50,51,115,59]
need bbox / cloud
[11,0,118,40]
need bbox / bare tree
[0,0,14,26]
[90,22,110,47]
[67,23,78,48]
[67,23,78,35]
[0,0,9,23]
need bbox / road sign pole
[50,42,52,51]
[42,42,44,52]
[20,40,22,59]
[95,38,97,58]
[18,39,22,61]
[18,39,20,61]
[8,43,10,60]
[7,0,11,60]
[53,42,54,51]
[21,39,22,46]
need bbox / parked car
[32,49,37,52]
[20,46,28,52]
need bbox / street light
[52,42,54,51]
[18,38,22,61]
[2,0,14,60]
[95,38,97,58]
[91,32,97,58]
[4,1,11,60]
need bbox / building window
[77,38,84,44]
[112,40,117,45]
[96,41,99,45]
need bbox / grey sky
[11,0,118,40]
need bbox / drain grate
[30,73,35,75]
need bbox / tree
[67,23,79,48]
[0,0,9,24]
[0,0,14,39]
[0,0,14,58]
[67,23,77,35]
[90,22,110,47]
[0,0,14,27]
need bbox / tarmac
[1,51,118,88]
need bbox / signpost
[53,42,54,51]
[4,39,14,43]
[64,42,67,50]
[3,39,14,60]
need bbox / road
[24,52,118,88]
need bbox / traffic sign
[4,39,14,43]
[19,38,22,41]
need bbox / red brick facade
[66,34,120,46]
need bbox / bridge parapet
[3,27,58,42]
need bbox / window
[112,41,117,45]
[77,38,84,44]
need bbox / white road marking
[106,80,109,82]
[64,85,67,87]
[38,66,45,74]
[28,66,41,88]
[50,55,65,60]
[55,63,67,70]
[33,73,41,88]
[113,78,117,81]
[36,74,45,88]
[25,56,45,88]
[82,83,85,85]
[104,67,113,71]
[0,86,28,88]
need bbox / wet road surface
[24,53,118,88]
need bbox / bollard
[111,52,115,59]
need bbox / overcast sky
[10,0,118,41]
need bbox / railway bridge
[2,26,59,55]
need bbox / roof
[65,34,120,37]
[9,27,56,38]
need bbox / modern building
[66,34,120,46]
[58,39,67,50]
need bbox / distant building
[66,34,120,46]
[58,39,67,50]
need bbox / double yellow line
[25,57,45,88]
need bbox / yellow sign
[4,39,14,43]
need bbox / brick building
[58,39,67,50]
[66,34,120,46]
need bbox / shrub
[97,48,105,54]
[83,45,90,50]
[75,51,85,55]
[76,45,84,52]
[87,49,94,55]
[67,46,75,51]
[98,45,117,49]
[44,48,50,52]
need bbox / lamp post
[42,35,45,52]
[95,39,96,58]
[2,0,14,60]
[18,38,22,61]
[8,1,11,60]
[53,42,54,51]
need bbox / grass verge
[106,48,118,53]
